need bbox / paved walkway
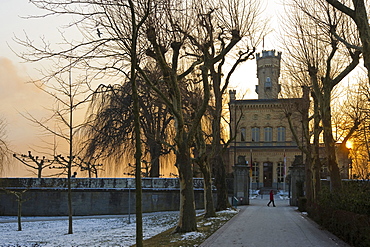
[201,197,349,247]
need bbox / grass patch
[134,209,238,247]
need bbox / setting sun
[346,141,354,149]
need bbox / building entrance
[263,162,273,187]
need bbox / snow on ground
[0,211,179,247]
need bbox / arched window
[251,127,260,142]
[264,127,272,142]
[277,127,286,142]
[265,77,272,89]
[240,127,246,142]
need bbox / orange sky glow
[0,0,282,177]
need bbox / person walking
[267,190,276,207]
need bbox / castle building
[228,50,306,190]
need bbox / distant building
[228,50,307,190]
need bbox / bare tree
[83,79,173,178]
[283,0,362,192]
[0,117,9,175]
[16,0,264,234]
[76,156,103,178]
[20,64,89,234]
[126,2,151,244]
[347,78,370,179]
[1,188,29,231]
[17,0,151,242]
[140,0,262,231]
[183,76,216,218]
[196,0,267,211]
[13,151,55,178]
[325,0,370,83]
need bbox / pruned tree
[332,84,365,147]
[189,0,267,211]
[325,0,370,83]
[283,0,362,193]
[139,0,263,231]
[347,78,370,179]
[1,188,29,231]
[182,75,216,218]
[76,156,103,178]
[16,0,265,235]
[13,151,55,178]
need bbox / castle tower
[229,89,236,102]
[255,50,282,99]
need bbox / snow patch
[181,231,205,241]
[0,211,178,247]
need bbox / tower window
[265,77,271,89]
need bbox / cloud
[0,57,52,154]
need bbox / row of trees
[12,0,267,245]
[5,0,369,245]
[280,0,370,208]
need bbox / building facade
[228,50,306,191]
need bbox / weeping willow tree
[82,77,174,178]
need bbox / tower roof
[256,50,282,60]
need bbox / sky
[0,0,283,177]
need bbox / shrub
[298,197,307,212]
[308,181,370,246]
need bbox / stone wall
[0,178,215,216]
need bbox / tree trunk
[203,169,216,218]
[175,140,197,233]
[133,71,143,247]
[198,159,216,218]
[17,196,22,231]
[212,154,229,211]
[149,142,161,177]
[304,155,313,207]
[211,72,230,211]
[68,75,73,235]
[67,166,73,234]
[352,0,370,83]
[326,0,370,83]
[321,93,342,191]
[302,87,313,206]
[129,1,143,244]
[312,95,322,202]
